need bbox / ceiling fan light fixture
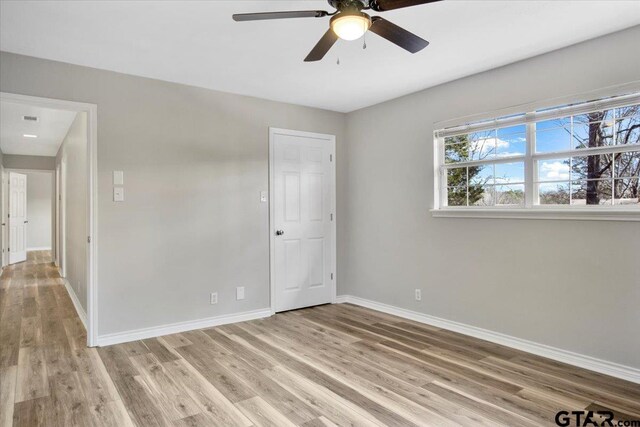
[330,11,371,41]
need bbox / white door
[271,129,335,312]
[9,172,27,264]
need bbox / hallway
[0,251,132,426]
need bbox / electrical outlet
[210,292,218,305]
[415,289,422,301]
[236,286,245,301]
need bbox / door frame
[0,92,99,347]
[57,160,67,278]
[1,165,7,269]
[55,163,61,271]
[268,127,337,315]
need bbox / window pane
[496,184,524,206]
[537,158,570,182]
[614,178,639,205]
[536,118,571,152]
[538,182,570,205]
[469,164,493,186]
[469,184,494,206]
[537,117,571,130]
[447,186,467,206]
[574,109,614,124]
[572,112,614,149]
[495,162,524,184]
[571,180,612,205]
[445,142,470,164]
[615,107,640,145]
[469,130,496,161]
[446,167,467,187]
[497,125,526,158]
[571,154,613,180]
[616,105,639,119]
[614,151,640,178]
[445,135,466,145]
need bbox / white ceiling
[0,101,77,156]
[1,1,639,112]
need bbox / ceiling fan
[232,0,440,62]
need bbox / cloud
[471,137,523,156]
[497,151,525,158]
[540,161,570,180]
[470,137,504,154]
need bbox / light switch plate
[113,170,124,185]
[113,187,124,202]
[260,191,267,203]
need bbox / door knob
[275,230,284,236]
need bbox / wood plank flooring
[1,251,639,426]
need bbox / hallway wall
[25,171,53,250]
[56,112,88,312]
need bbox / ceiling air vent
[23,115,39,122]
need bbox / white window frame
[432,92,640,221]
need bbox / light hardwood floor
[1,251,639,426]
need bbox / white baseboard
[27,247,52,251]
[63,279,87,328]
[334,295,349,304]
[97,307,272,347]
[337,295,640,384]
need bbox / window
[434,93,640,219]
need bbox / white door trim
[0,92,99,347]
[59,159,67,278]
[1,165,7,269]
[55,164,60,268]
[268,127,337,315]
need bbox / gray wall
[56,113,87,311]
[0,51,347,336]
[343,26,640,368]
[3,154,56,171]
[25,171,52,250]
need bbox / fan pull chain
[337,57,340,65]
[363,19,367,49]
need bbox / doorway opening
[0,92,98,346]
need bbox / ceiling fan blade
[232,10,328,22]
[369,17,429,53]
[304,29,339,62]
[369,0,441,12]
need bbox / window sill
[430,208,640,221]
